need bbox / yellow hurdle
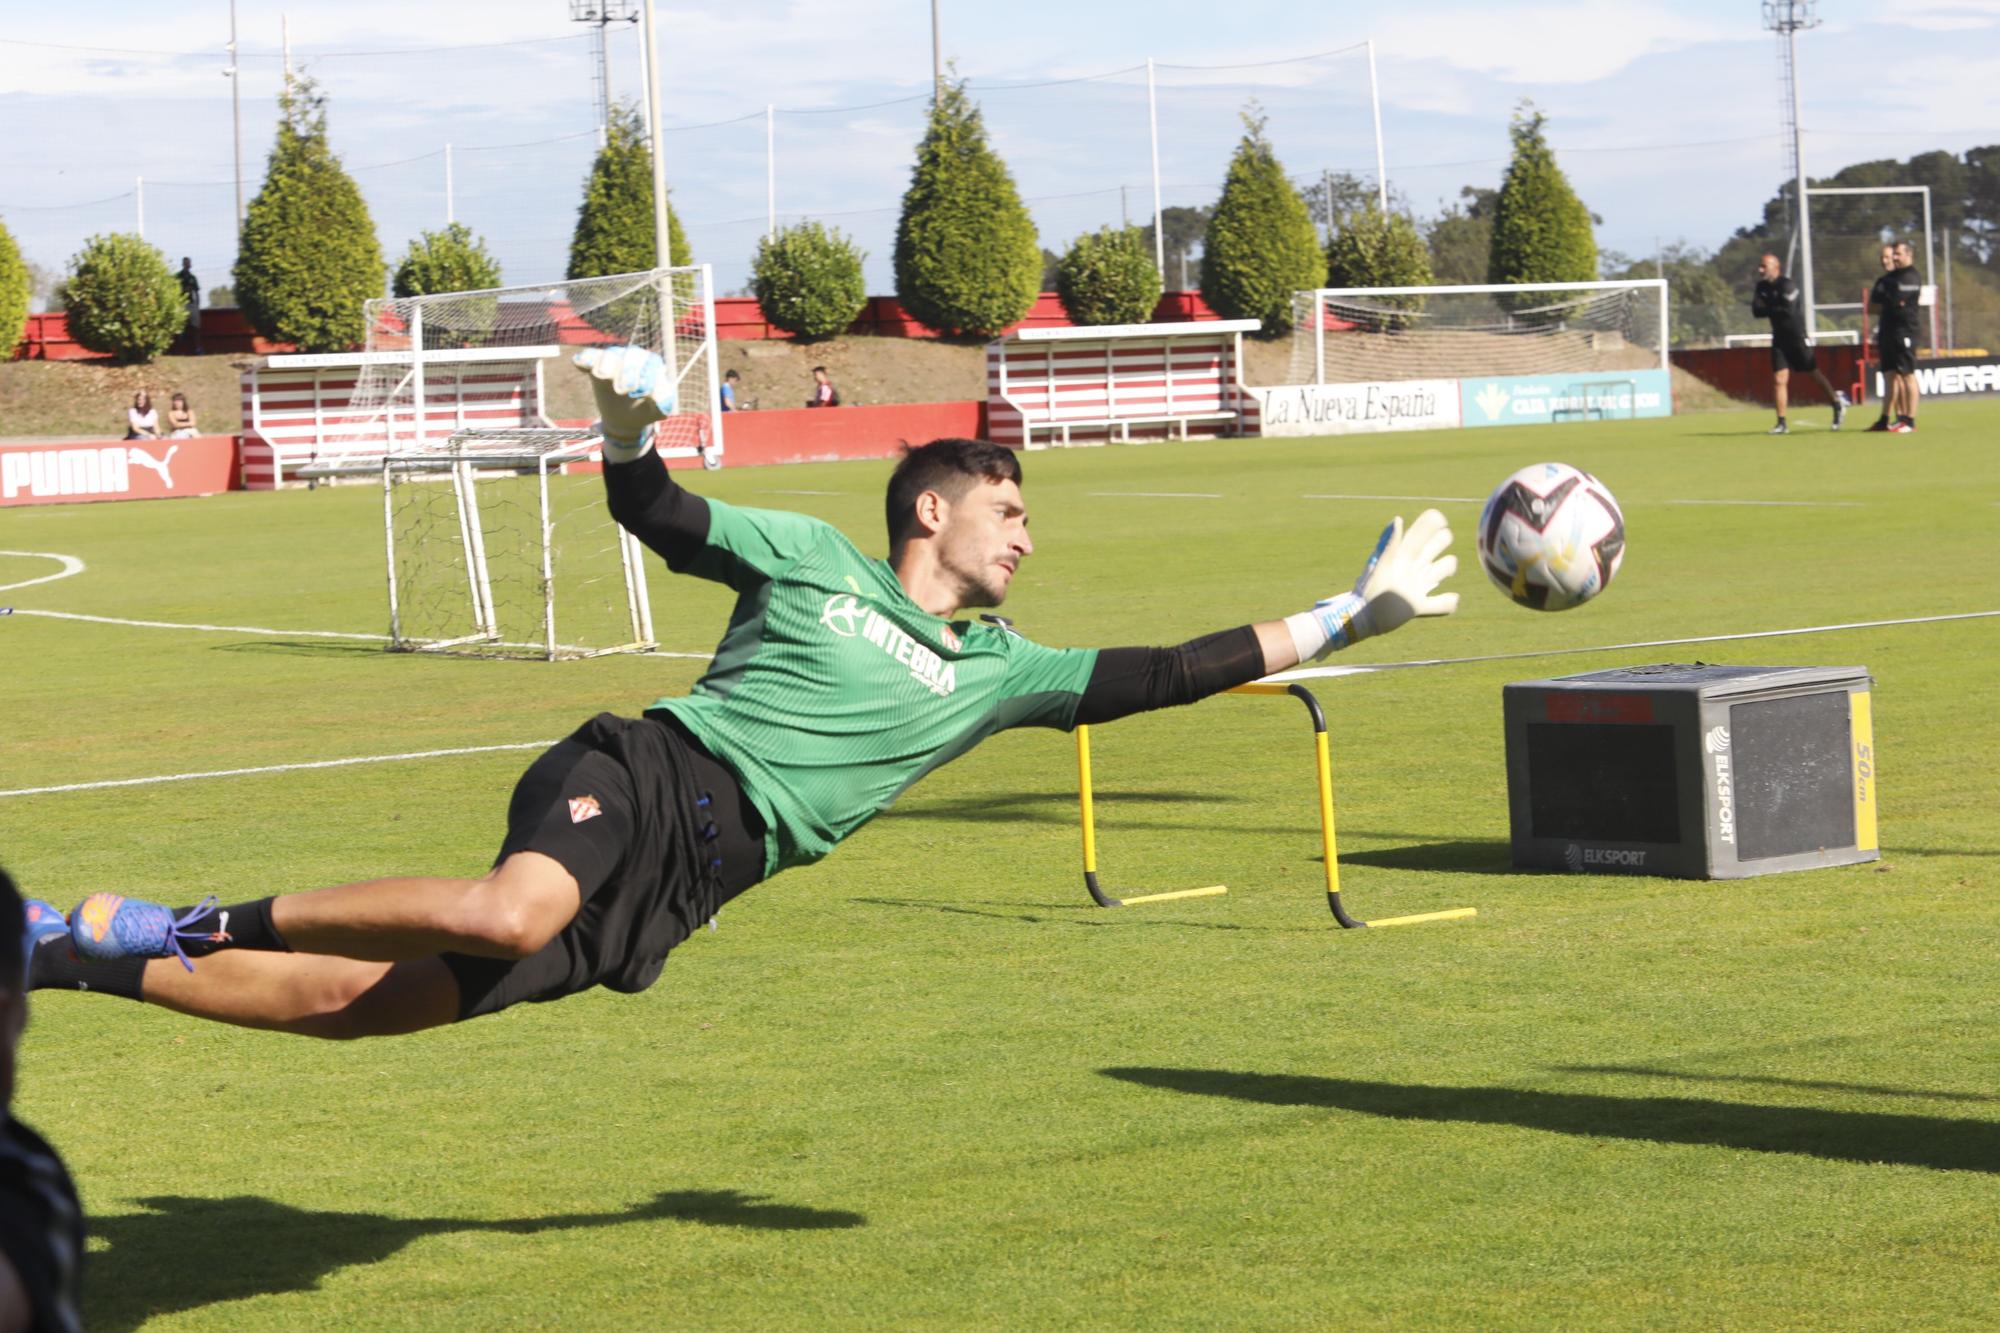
[1075,680,1476,929]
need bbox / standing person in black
[1891,240,1924,432]
[1866,242,1919,432]
[0,869,85,1333]
[175,258,202,355]
[1752,252,1847,434]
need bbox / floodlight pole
[1366,39,1387,213]
[1766,2,1818,331]
[640,0,670,270]
[135,177,144,239]
[1147,57,1164,277]
[930,0,943,98]
[444,142,454,224]
[227,0,243,250]
[766,104,776,241]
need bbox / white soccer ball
[1476,462,1625,611]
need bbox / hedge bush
[0,217,27,356]
[393,222,502,298]
[234,77,384,353]
[752,221,867,340]
[1325,206,1434,324]
[1488,102,1598,293]
[893,80,1041,338]
[61,233,186,363]
[1199,108,1322,335]
[568,102,689,280]
[1055,226,1162,326]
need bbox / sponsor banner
[0,436,237,507]
[1252,379,1460,436]
[1460,369,1673,428]
[1872,354,2000,400]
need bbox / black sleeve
[1074,625,1267,726]
[1751,282,1770,318]
[601,450,711,570]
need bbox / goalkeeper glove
[1284,508,1459,662]
[574,345,678,463]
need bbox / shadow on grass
[851,896,1293,933]
[87,1188,863,1329]
[1335,839,1516,875]
[878,788,1244,827]
[1102,1067,2000,1174]
[211,640,393,657]
[1555,1063,2000,1105]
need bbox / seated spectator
[125,391,160,440]
[0,867,87,1333]
[166,392,198,438]
[805,365,840,408]
[720,369,743,412]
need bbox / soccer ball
[1476,463,1625,611]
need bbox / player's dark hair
[724,370,740,381]
[0,867,23,991]
[885,438,1024,556]
[812,366,828,375]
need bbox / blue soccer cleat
[21,900,70,975]
[69,893,220,972]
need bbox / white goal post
[1290,280,1670,387]
[372,266,723,661]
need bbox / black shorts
[1878,330,1916,376]
[1770,331,1816,373]
[441,712,765,1020]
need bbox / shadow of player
[87,1188,864,1329]
[1102,1067,2000,1175]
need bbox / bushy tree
[567,102,689,280]
[1488,102,1598,292]
[59,233,185,363]
[893,79,1041,338]
[1055,226,1162,326]
[1605,243,1736,347]
[0,217,27,355]
[234,76,384,353]
[1139,205,1213,289]
[1326,206,1434,290]
[1425,186,1496,286]
[393,222,502,298]
[1199,107,1322,335]
[751,221,867,340]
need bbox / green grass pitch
[4,401,1998,1328]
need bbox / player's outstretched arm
[575,346,711,565]
[1074,510,1458,726]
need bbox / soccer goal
[1288,280,1669,386]
[372,265,722,660]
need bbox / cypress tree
[1055,226,1162,326]
[393,222,503,298]
[61,234,187,363]
[893,79,1041,338]
[0,216,27,357]
[1488,102,1598,292]
[568,102,690,279]
[234,76,385,353]
[1199,107,1322,335]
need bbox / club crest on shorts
[569,794,602,824]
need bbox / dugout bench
[985,320,1265,449]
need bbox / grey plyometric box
[1503,664,1880,879]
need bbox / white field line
[10,609,1993,801]
[1664,498,1865,508]
[756,489,846,496]
[3,607,715,658]
[1302,493,1484,504]
[0,550,86,593]
[0,742,559,799]
[1088,491,1223,498]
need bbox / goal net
[384,431,655,660]
[1288,280,1669,385]
[330,265,724,467]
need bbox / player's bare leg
[66,851,580,970]
[1771,367,1790,433]
[1807,367,1847,428]
[140,953,461,1039]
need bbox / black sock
[29,941,146,999]
[172,897,292,957]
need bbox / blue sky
[3,1,1993,300]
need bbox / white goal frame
[1299,279,1670,386]
[382,428,656,661]
[1804,184,1938,351]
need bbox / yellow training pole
[1075,723,1225,908]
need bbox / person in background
[0,868,87,1333]
[165,392,198,438]
[720,369,743,413]
[176,258,202,354]
[1750,252,1846,435]
[805,366,840,408]
[125,391,159,440]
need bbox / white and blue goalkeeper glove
[1285,509,1459,661]
[574,345,678,463]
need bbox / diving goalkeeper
[25,349,1459,1037]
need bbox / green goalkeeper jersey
[650,498,1098,875]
